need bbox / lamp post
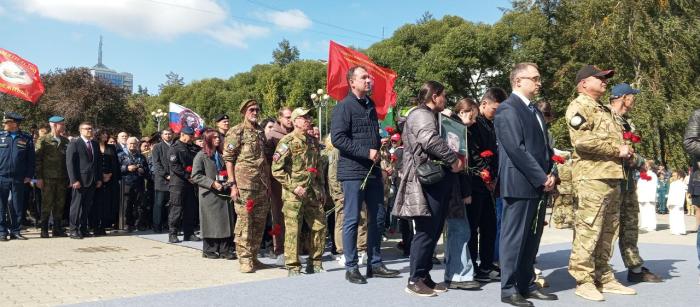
[311,89,330,138]
[151,108,166,132]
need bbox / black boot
[40,222,49,238]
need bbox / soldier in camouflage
[224,99,273,273]
[35,116,70,238]
[609,83,662,283]
[551,151,575,229]
[566,65,637,301]
[272,108,327,276]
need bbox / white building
[89,36,133,93]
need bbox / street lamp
[151,108,166,132]
[311,89,330,138]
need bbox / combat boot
[627,267,662,283]
[240,262,255,273]
[305,264,324,274]
[598,279,637,295]
[575,282,604,301]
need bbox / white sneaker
[336,254,345,266]
[359,252,368,265]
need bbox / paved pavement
[0,213,696,306]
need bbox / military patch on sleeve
[569,112,587,129]
[272,152,281,162]
[227,143,234,151]
[169,154,177,162]
[276,143,289,156]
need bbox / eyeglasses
[80,127,93,131]
[247,107,260,113]
[520,76,541,83]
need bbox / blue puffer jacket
[330,93,381,181]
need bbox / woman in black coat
[93,129,121,234]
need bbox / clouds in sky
[14,0,312,48]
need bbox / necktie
[86,141,93,161]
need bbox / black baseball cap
[575,65,614,84]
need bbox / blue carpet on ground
[68,241,699,307]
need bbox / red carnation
[390,154,398,162]
[307,167,318,175]
[219,170,228,177]
[639,171,651,181]
[479,150,494,158]
[552,155,566,164]
[245,198,255,213]
[630,134,641,144]
[185,165,193,173]
[479,169,492,183]
[623,131,633,140]
[385,127,395,135]
[268,224,282,237]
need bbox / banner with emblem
[168,102,205,133]
[0,48,45,103]
[439,113,468,167]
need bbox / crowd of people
[1,63,699,306]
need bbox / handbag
[414,143,445,185]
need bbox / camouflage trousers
[283,191,326,271]
[40,178,67,230]
[334,197,367,254]
[234,189,271,265]
[552,194,575,229]
[568,179,621,284]
[619,188,644,269]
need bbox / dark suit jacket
[494,93,553,199]
[66,138,102,188]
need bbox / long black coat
[151,141,172,191]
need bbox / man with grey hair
[117,131,129,154]
[118,137,149,232]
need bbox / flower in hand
[185,165,193,173]
[551,155,566,164]
[245,198,255,213]
[268,224,282,237]
[307,167,318,175]
[219,170,228,177]
[479,169,492,183]
[479,150,494,158]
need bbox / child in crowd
[667,170,687,235]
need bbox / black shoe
[169,234,181,243]
[366,264,400,278]
[202,252,219,259]
[475,269,498,282]
[10,234,28,240]
[501,294,534,307]
[69,232,83,240]
[53,230,68,237]
[423,277,448,293]
[221,252,237,260]
[184,234,201,242]
[40,229,49,238]
[447,280,482,290]
[405,279,437,297]
[94,229,107,236]
[345,268,367,284]
[525,289,558,300]
[80,230,92,238]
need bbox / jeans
[342,179,384,270]
[444,215,474,282]
[494,197,503,263]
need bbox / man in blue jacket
[331,65,400,284]
[0,112,36,241]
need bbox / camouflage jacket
[35,134,69,180]
[223,121,271,191]
[271,130,325,200]
[556,162,574,195]
[322,146,343,204]
[611,111,646,191]
[566,93,624,181]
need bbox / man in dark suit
[494,63,558,307]
[66,122,102,239]
[151,129,173,233]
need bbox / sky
[0,0,512,94]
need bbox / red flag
[0,48,44,103]
[327,41,397,120]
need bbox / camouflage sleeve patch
[276,142,289,156]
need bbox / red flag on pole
[0,48,45,103]
[327,41,397,120]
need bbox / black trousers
[399,218,414,254]
[153,190,169,229]
[467,191,497,271]
[69,185,96,233]
[91,185,110,231]
[409,172,453,280]
[124,184,145,227]
[168,185,196,236]
[203,237,234,255]
[499,197,546,297]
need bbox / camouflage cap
[239,99,258,114]
[290,107,311,121]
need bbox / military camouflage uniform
[612,113,646,269]
[552,160,575,229]
[35,133,70,234]
[223,121,272,268]
[272,130,327,272]
[323,146,366,254]
[566,93,625,285]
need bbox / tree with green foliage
[272,39,300,67]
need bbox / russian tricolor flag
[169,102,205,133]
